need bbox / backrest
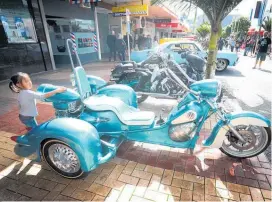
[74,66,92,100]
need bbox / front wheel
[220,125,271,159]
[216,59,228,72]
[42,139,84,178]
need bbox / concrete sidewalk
[0,61,271,201]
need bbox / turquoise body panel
[203,111,271,147]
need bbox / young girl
[9,72,66,129]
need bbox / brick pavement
[0,62,271,201]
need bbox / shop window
[53,25,61,33]
[62,25,70,33]
[0,1,37,43]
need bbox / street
[216,54,271,118]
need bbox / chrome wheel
[221,125,270,158]
[216,59,228,72]
[42,140,84,178]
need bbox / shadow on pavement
[216,68,244,77]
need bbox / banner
[112,4,148,17]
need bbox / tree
[262,17,271,32]
[233,17,251,36]
[197,22,211,39]
[152,0,243,78]
[222,25,232,38]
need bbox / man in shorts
[253,31,271,69]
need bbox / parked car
[131,41,239,72]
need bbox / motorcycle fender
[17,118,102,172]
[203,111,271,148]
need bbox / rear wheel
[216,59,228,72]
[220,125,271,159]
[42,139,84,178]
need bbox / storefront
[42,0,98,68]
[0,0,53,81]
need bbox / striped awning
[69,0,101,4]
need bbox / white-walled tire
[216,59,228,72]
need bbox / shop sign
[112,4,148,17]
[154,18,171,23]
[155,23,178,28]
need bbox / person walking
[218,37,224,51]
[253,31,271,69]
[146,35,152,49]
[115,33,127,61]
[107,31,116,61]
[124,34,133,52]
[229,36,235,52]
[244,36,252,56]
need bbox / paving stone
[111,157,129,166]
[61,184,77,197]
[144,165,164,176]
[105,189,120,202]
[183,173,204,184]
[171,178,193,190]
[158,184,181,197]
[35,178,58,191]
[17,195,31,201]
[130,195,153,202]
[118,173,139,186]
[194,183,204,195]
[239,193,252,201]
[180,189,193,201]
[54,194,78,201]
[84,173,99,183]
[122,161,137,175]
[109,165,125,180]
[216,179,228,189]
[135,163,146,171]
[88,182,111,197]
[148,174,161,191]
[18,174,39,186]
[261,189,272,199]
[117,184,135,202]
[131,169,152,181]
[167,195,180,202]
[95,172,110,185]
[227,182,250,194]
[161,169,174,185]
[0,189,21,201]
[144,189,168,202]
[71,189,95,201]
[133,179,149,197]
[249,187,264,201]
[76,181,91,191]
[43,191,61,201]
[103,178,125,191]
[173,171,184,180]
[92,194,106,201]
[205,194,227,201]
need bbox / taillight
[10,136,19,142]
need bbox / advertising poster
[0,8,37,43]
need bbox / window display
[0,5,37,43]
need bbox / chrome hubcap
[48,143,80,173]
[222,125,268,157]
[217,60,226,70]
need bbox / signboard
[112,4,148,17]
[155,23,178,28]
[154,19,171,23]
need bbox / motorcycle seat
[83,95,155,126]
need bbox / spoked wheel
[220,125,271,158]
[216,59,228,72]
[42,140,84,178]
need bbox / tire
[216,59,229,72]
[42,139,84,179]
[118,75,148,104]
[220,127,271,159]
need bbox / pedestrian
[253,31,271,69]
[244,36,252,56]
[138,34,145,50]
[218,37,224,51]
[123,34,133,52]
[235,39,240,52]
[229,36,235,52]
[9,72,66,129]
[115,33,127,61]
[153,36,159,48]
[146,35,152,49]
[107,30,116,62]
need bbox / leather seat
[84,95,155,126]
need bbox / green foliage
[262,17,271,31]
[233,17,251,35]
[197,23,211,39]
[222,25,232,38]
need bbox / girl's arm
[43,87,66,99]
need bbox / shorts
[256,52,267,61]
[19,114,38,128]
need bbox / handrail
[66,39,82,72]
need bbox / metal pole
[37,0,56,70]
[94,7,101,60]
[127,33,130,61]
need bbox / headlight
[68,100,83,114]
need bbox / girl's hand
[56,87,67,93]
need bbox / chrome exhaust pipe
[137,92,174,99]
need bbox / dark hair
[9,72,28,93]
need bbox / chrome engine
[169,122,196,142]
[55,100,84,118]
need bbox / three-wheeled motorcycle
[11,39,271,179]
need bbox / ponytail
[9,72,28,93]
